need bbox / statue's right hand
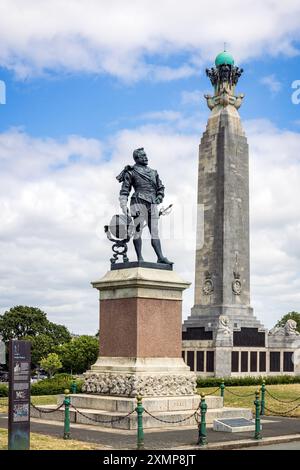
[119,196,128,215]
[120,201,128,214]
[121,205,128,215]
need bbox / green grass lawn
[197,383,300,417]
[0,395,109,450]
[0,395,57,413]
[0,428,105,450]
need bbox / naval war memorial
[32,51,300,430]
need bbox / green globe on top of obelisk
[215,50,234,66]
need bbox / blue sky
[0,1,300,335]
[1,54,299,139]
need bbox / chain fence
[205,386,221,395]
[143,408,198,425]
[264,402,300,416]
[23,382,300,443]
[221,384,300,417]
[224,388,255,398]
[30,401,64,413]
[265,389,300,404]
[28,397,200,426]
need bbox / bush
[197,375,300,388]
[0,384,8,397]
[31,374,83,396]
[50,372,73,379]
[0,375,84,396]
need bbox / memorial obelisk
[183,51,266,377]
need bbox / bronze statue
[116,147,172,265]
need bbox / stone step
[62,393,223,413]
[31,405,75,423]
[31,402,251,430]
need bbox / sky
[0,0,300,334]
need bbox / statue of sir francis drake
[116,147,173,265]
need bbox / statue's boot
[151,238,173,265]
[133,238,144,262]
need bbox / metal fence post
[220,379,225,399]
[71,380,77,394]
[254,389,262,440]
[260,380,265,416]
[136,395,144,450]
[197,393,207,446]
[63,389,71,440]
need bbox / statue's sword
[137,203,173,229]
[159,204,173,217]
[128,204,173,230]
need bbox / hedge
[31,375,83,396]
[197,375,300,388]
[0,384,8,397]
[0,375,83,397]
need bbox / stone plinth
[31,266,252,429]
[31,394,252,430]
[83,266,197,397]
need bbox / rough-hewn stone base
[82,372,196,397]
[83,357,197,397]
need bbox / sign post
[0,335,5,365]
[8,340,31,450]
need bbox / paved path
[1,413,300,449]
[242,441,300,450]
[241,441,300,450]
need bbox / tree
[0,306,71,342]
[24,334,57,367]
[0,306,72,369]
[58,335,99,374]
[40,353,62,378]
[46,322,71,344]
[0,306,49,341]
[275,312,300,333]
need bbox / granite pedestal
[82,266,197,398]
[76,265,200,428]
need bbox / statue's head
[133,147,148,166]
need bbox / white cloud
[139,111,182,122]
[246,118,300,326]
[0,124,199,333]
[181,90,204,106]
[261,74,282,94]
[1,116,300,333]
[0,1,300,80]
[137,109,207,133]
